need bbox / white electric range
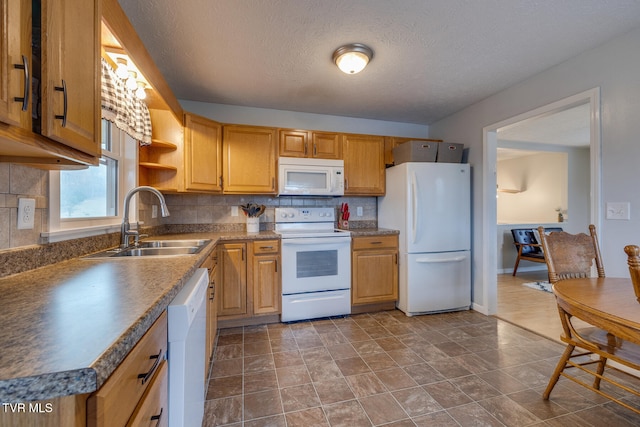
[274,207,351,322]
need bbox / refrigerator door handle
[415,256,466,263]
[411,171,418,244]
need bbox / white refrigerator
[378,162,471,315]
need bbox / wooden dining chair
[538,225,619,400]
[624,245,640,303]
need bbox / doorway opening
[480,89,601,336]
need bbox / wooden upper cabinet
[279,129,341,159]
[0,0,31,129]
[342,133,385,195]
[0,0,98,168]
[223,125,277,194]
[312,131,342,159]
[39,0,101,158]
[184,113,222,192]
[279,129,309,158]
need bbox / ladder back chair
[540,225,640,415]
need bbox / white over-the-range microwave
[278,157,344,196]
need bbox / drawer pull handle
[370,241,383,244]
[260,246,274,250]
[150,407,163,426]
[138,350,162,385]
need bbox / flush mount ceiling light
[332,43,373,74]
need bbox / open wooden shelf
[148,139,178,150]
[139,162,178,171]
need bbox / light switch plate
[231,206,239,217]
[17,198,36,229]
[152,205,158,219]
[606,202,630,220]
[356,206,363,217]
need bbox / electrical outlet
[606,202,630,220]
[152,205,158,219]
[17,198,36,230]
[356,206,363,217]
[231,206,239,216]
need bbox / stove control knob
[280,213,287,218]
[288,213,295,218]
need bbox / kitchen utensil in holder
[247,217,260,233]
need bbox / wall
[429,26,640,311]
[497,152,568,224]
[180,101,430,138]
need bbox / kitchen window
[47,120,137,241]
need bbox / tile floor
[203,307,640,426]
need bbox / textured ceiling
[117,0,640,125]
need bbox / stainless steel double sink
[84,239,211,258]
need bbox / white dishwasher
[168,268,208,427]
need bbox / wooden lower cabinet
[126,361,168,427]
[352,235,399,306]
[218,240,281,325]
[250,240,281,315]
[87,311,168,427]
[0,394,89,427]
[217,242,248,316]
[201,247,218,369]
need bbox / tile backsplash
[142,193,378,231]
[0,163,48,250]
[0,160,378,252]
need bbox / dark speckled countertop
[348,228,399,237]
[0,231,278,403]
[0,228,396,403]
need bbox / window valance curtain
[101,58,152,145]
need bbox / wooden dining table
[553,277,640,346]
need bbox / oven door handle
[287,293,348,303]
[281,237,351,246]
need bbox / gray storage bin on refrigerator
[436,143,464,163]
[393,140,438,165]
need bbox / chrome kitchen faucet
[121,186,170,248]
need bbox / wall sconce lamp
[135,81,147,100]
[115,57,129,79]
[126,71,138,90]
[332,43,373,74]
[105,49,152,100]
